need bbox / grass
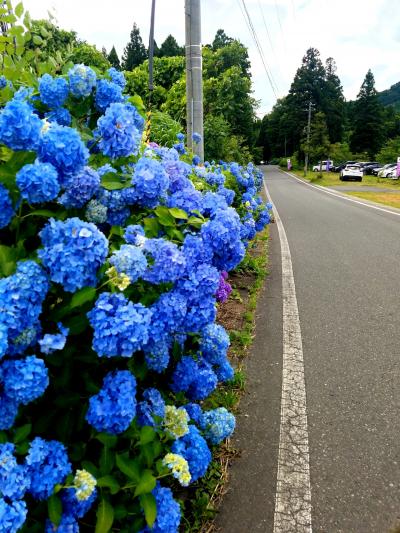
[346,191,400,209]
[290,169,400,190]
[183,228,269,533]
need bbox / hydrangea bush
[0,64,271,532]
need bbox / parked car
[333,161,357,172]
[363,163,382,175]
[340,164,363,181]
[387,167,399,179]
[312,160,334,171]
[377,164,396,178]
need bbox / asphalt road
[216,166,400,533]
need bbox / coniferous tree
[122,23,147,70]
[159,35,183,57]
[323,57,345,143]
[212,29,234,50]
[301,111,330,165]
[350,69,385,158]
[108,46,121,69]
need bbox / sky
[21,0,400,116]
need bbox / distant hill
[378,81,400,110]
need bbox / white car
[340,165,363,182]
[377,164,396,178]
[387,168,399,179]
[312,160,334,172]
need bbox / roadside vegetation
[291,170,400,190]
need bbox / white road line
[280,169,400,217]
[263,180,313,533]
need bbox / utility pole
[303,100,312,177]
[185,0,204,161]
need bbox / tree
[159,35,183,57]
[301,111,330,165]
[212,29,233,50]
[108,46,120,69]
[375,136,400,163]
[122,23,147,70]
[350,70,385,158]
[323,57,345,143]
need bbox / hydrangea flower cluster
[39,217,108,292]
[86,370,137,434]
[0,65,271,532]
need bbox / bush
[0,61,272,533]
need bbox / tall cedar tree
[323,58,345,143]
[350,70,384,158]
[122,23,147,70]
[159,35,183,57]
[285,48,326,154]
[212,29,234,50]
[108,46,120,69]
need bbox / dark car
[363,163,382,175]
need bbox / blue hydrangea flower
[68,64,97,98]
[192,155,200,166]
[25,437,72,500]
[0,98,42,151]
[150,290,187,342]
[95,78,125,112]
[137,388,165,427]
[143,337,171,373]
[107,206,130,226]
[184,403,204,425]
[192,132,202,144]
[178,295,216,334]
[130,157,169,208]
[255,206,271,231]
[202,191,228,217]
[241,214,256,241]
[39,323,69,355]
[201,407,236,445]
[143,239,186,284]
[176,132,184,141]
[124,224,145,245]
[39,74,69,109]
[88,292,152,357]
[59,167,100,208]
[45,107,72,126]
[96,102,143,159]
[108,67,126,88]
[0,260,49,357]
[45,514,79,533]
[0,184,14,229]
[0,498,27,532]
[97,188,125,210]
[171,356,218,400]
[39,217,108,292]
[217,186,235,206]
[167,186,203,215]
[200,323,230,366]
[0,443,29,499]
[172,425,211,482]
[61,486,97,519]
[16,161,60,204]
[0,395,19,430]
[201,208,245,271]
[140,482,181,533]
[85,199,108,224]
[163,160,192,193]
[177,263,219,300]
[0,355,48,405]
[214,359,234,382]
[205,171,225,187]
[39,123,89,177]
[109,244,148,283]
[181,234,212,271]
[86,370,137,434]
[0,76,6,89]
[173,142,185,154]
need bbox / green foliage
[107,45,121,69]
[328,142,354,164]
[301,111,330,163]
[211,29,234,51]
[376,136,400,163]
[149,111,183,147]
[27,19,78,62]
[350,69,385,158]
[159,34,184,57]
[122,22,147,71]
[69,43,111,72]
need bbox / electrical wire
[237,0,279,99]
[257,0,276,58]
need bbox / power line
[274,0,287,52]
[257,0,276,57]
[237,0,279,99]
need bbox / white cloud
[21,0,400,115]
